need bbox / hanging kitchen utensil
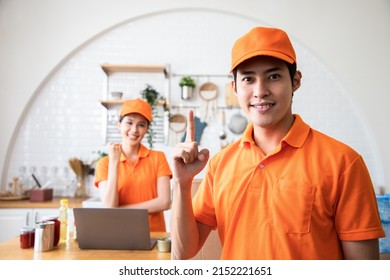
[199,82,218,122]
[169,113,187,146]
[219,110,229,149]
[219,110,227,140]
[228,110,248,134]
[225,83,239,108]
[181,115,208,144]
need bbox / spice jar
[20,226,35,249]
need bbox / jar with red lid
[20,226,35,249]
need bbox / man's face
[232,56,301,130]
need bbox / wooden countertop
[0,232,171,260]
[1,232,388,260]
[0,197,86,209]
[2,188,388,260]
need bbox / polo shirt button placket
[259,163,265,169]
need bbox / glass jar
[20,226,35,249]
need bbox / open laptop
[73,208,157,250]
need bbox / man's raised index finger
[185,109,195,142]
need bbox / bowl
[110,91,123,100]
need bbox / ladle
[219,110,227,140]
[219,110,228,149]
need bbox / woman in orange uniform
[94,98,172,232]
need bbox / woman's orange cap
[230,26,296,72]
[119,98,153,122]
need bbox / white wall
[1,0,390,193]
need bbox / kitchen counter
[0,232,388,260]
[0,232,170,260]
[0,197,85,209]
[1,192,388,260]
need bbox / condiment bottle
[59,199,69,242]
[72,221,77,240]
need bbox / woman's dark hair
[232,62,297,87]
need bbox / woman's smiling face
[119,113,149,145]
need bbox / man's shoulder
[310,128,359,157]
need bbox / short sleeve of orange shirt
[94,144,172,231]
[192,114,385,260]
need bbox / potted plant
[179,75,196,100]
[140,84,167,148]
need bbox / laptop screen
[73,208,156,250]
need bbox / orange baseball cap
[230,26,296,72]
[119,98,153,122]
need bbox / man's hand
[171,110,209,184]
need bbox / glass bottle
[59,199,69,242]
[18,166,28,192]
[28,166,37,189]
[72,221,77,240]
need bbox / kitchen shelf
[99,99,167,109]
[99,99,126,108]
[100,64,169,78]
[99,63,171,145]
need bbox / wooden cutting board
[225,83,239,107]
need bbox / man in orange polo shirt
[171,26,385,259]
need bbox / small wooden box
[29,188,53,202]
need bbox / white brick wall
[5,10,381,196]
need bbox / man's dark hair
[232,62,297,88]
